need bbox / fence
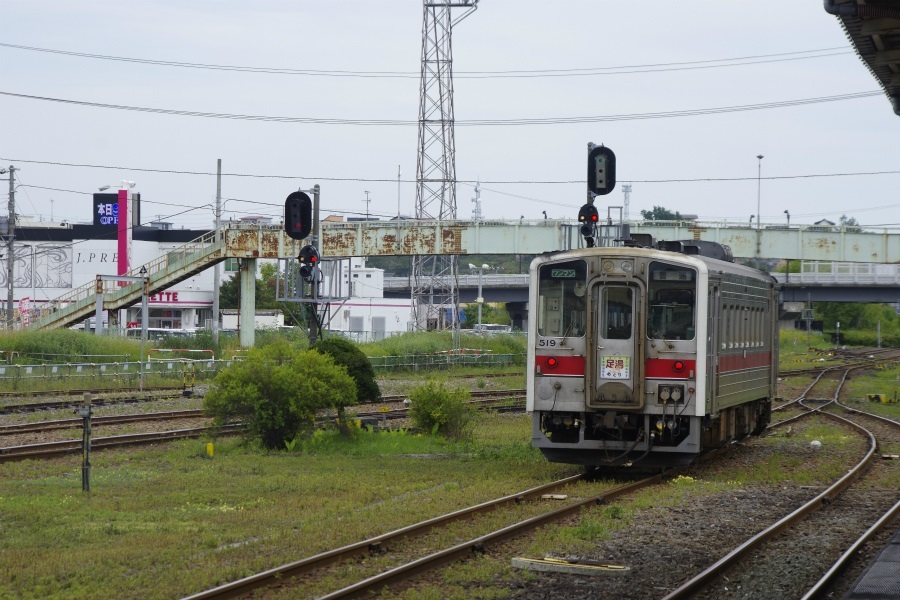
[0,359,237,392]
[368,352,524,372]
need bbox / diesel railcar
[526,241,779,468]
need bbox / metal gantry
[411,0,477,331]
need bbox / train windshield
[647,262,696,341]
[537,260,586,337]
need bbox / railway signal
[587,144,616,196]
[297,245,319,281]
[578,203,599,248]
[284,191,312,240]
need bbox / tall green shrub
[203,339,356,449]
[314,336,381,402]
[408,381,474,441]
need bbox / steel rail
[0,423,244,462]
[661,370,879,599]
[0,385,189,399]
[0,392,188,415]
[180,473,590,600]
[800,400,900,599]
[801,498,900,600]
[0,409,205,435]
[317,475,663,600]
[778,353,898,378]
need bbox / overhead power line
[0,42,853,79]
[9,158,900,186]
[0,90,882,127]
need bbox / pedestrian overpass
[25,219,900,345]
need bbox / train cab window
[601,287,633,340]
[538,260,586,338]
[647,262,696,341]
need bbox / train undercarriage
[533,398,771,468]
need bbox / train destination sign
[601,356,630,379]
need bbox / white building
[325,257,413,341]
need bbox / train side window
[755,307,761,347]
[743,306,749,348]
[729,304,735,348]
[537,260,586,338]
[721,304,728,349]
[647,262,697,341]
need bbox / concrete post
[239,258,257,348]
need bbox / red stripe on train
[535,355,586,376]
[645,358,696,379]
[719,352,771,372]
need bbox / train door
[590,283,642,408]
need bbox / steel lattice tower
[412,0,477,330]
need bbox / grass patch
[0,413,567,599]
[843,365,900,418]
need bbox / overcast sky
[1,0,898,231]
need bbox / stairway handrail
[25,228,225,330]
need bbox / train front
[527,249,708,468]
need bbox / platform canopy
[825,0,900,115]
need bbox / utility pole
[308,184,321,347]
[212,159,222,345]
[363,190,371,221]
[756,154,763,257]
[5,165,15,328]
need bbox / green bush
[203,339,356,449]
[408,381,474,441]
[840,329,900,348]
[313,336,381,402]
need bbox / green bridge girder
[24,220,900,335]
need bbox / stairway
[28,229,226,331]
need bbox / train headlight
[655,419,664,431]
[657,384,685,404]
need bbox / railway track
[778,349,899,378]
[0,390,526,459]
[662,368,900,600]
[0,390,194,415]
[182,473,664,599]
[0,424,246,463]
[0,409,206,436]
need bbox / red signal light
[546,357,558,368]
[590,214,599,222]
[673,360,685,372]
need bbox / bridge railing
[797,261,900,284]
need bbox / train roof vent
[624,232,655,248]
[657,240,733,262]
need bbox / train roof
[532,245,777,284]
